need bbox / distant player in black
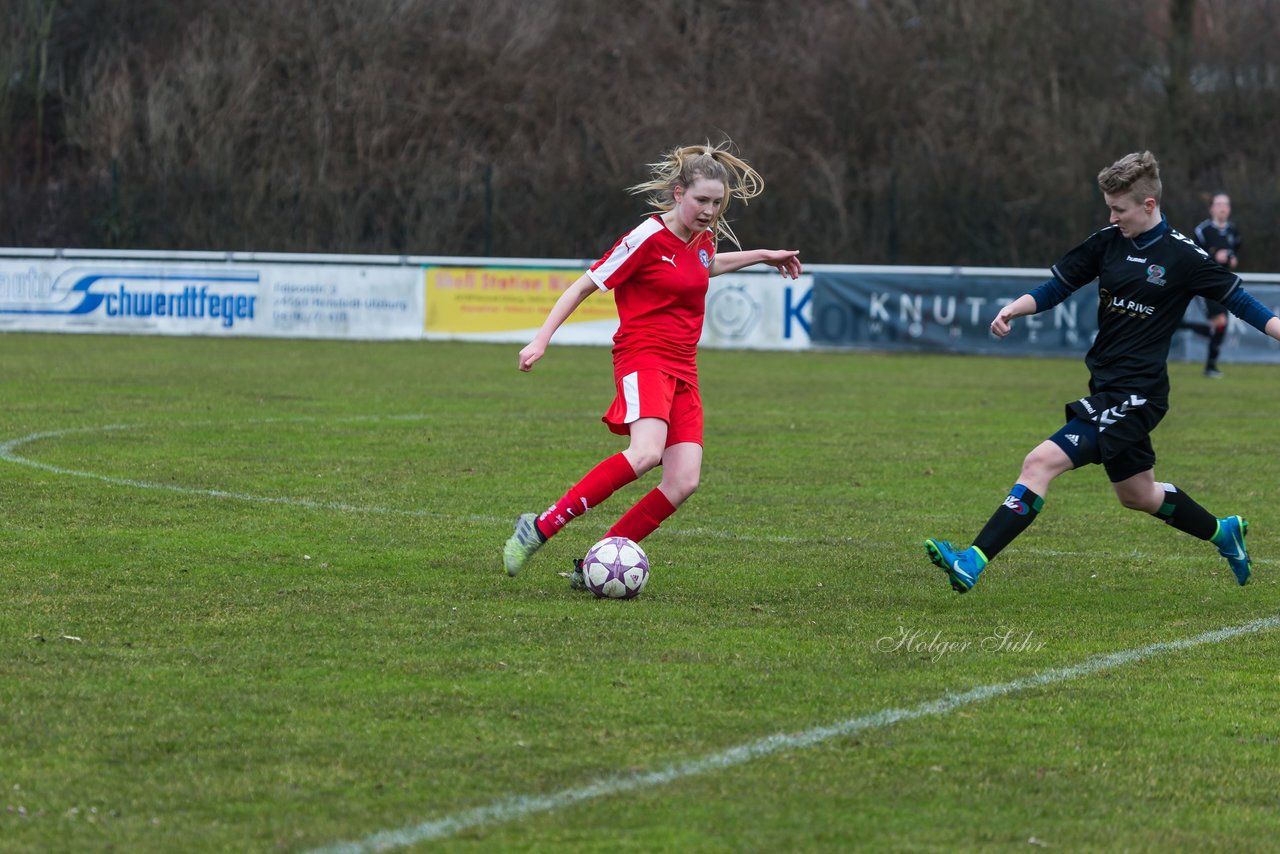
[924,152,1280,593]
[1185,192,1241,377]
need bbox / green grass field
[2,332,1277,853]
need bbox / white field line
[0,424,484,522]
[0,422,827,544]
[309,613,1280,853]
[0,422,1272,561]
[2,421,1272,846]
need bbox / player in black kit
[1186,193,1242,377]
[924,152,1280,593]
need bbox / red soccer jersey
[588,216,715,384]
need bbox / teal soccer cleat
[1212,516,1251,586]
[925,538,988,593]
[503,512,546,577]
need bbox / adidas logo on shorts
[1065,434,1080,446]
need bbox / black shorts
[1063,391,1168,483]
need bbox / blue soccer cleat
[1212,516,1251,586]
[925,539,989,594]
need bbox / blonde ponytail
[628,140,764,247]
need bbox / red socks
[607,488,677,543]
[535,454,682,544]
[536,453,638,539]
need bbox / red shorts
[602,370,703,447]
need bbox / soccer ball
[582,536,650,599]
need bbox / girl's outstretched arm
[711,249,801,279]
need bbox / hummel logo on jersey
[1065,434,1080,446]
[1125,255,1147,263]
[660,254,678,268]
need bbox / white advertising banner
[700,273,814,351]
[0,258,422,339]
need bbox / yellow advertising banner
[425,267,616,334]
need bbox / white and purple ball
[582,536,650,599]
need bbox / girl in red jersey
[502,141,801,584]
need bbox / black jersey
[1193,218,1241,264]
[1050,222,1240,397]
